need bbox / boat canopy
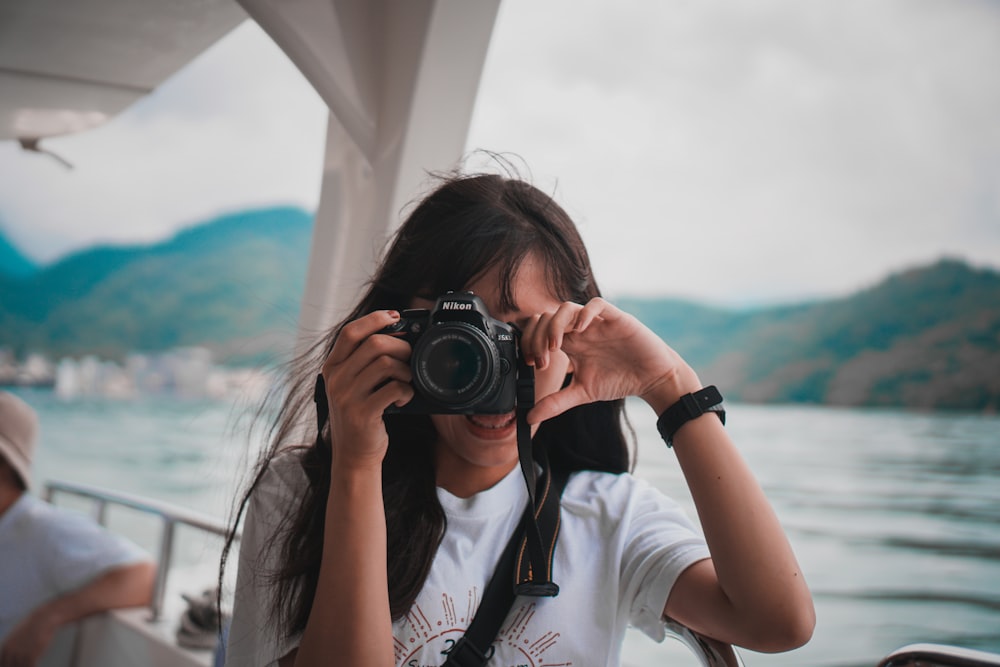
[0,0,501,336]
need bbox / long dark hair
[220,169,633,641]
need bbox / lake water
[9,388,1000,667]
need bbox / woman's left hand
[521,297,702,424]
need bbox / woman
[223,170,815,666]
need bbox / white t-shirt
[226,452,710,667]
[0,493,150,642]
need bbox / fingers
[323,312,409,382]
[522,301,580,369]
[320,312,416,467]
[322,311,415,415]
[520,312,549,368]
[326,310,401,367]
[521,298,615,369]
[0,639,36,667]
[520,297,657,423]
[527,383,589,424]
[572,297,613,332]
[351,350,414,410]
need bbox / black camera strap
[443,461,569,667]
[511,360,563,597]
[501,325,567,604]
[314,374,329,449]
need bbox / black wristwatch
[655,385,726,448]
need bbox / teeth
[468,414,515,429]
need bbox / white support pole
[240,0,500,341]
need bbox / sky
[0,0,998,306]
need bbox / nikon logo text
[442,301,473,310]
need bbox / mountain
[618,259,1000,412]
[0,214,996,411]
[0,206,313,364]
[0,226,38,279]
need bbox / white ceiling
[0,0,247,140]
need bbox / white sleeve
[618,477,710,640]
[41,506,151,595]
[225,453,304,667]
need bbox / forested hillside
[2,209,996,411]
[619,259,1000,411]
[0,207,311,364]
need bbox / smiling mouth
[466,413,516,430]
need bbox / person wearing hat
[0,391,156,667]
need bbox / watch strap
[656,385,726,448]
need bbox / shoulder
[560,470,696,530]
[0,494,52,546]
[562,470,664,510]
[255,448,309,504]
[242,447,309,538]
[11,494,101,541]
[2,495,149,590]
[10,492,57,521]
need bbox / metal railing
[878,644,1000,667]
[42,480,749,666]
[44,480,239,621]
[664,619,744,667]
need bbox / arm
[649,386,815,652]
[287,464,391,667]
[287,310,413,667]
[0,560,155,667]
[524,297,815,653]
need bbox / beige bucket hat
[0,391,37,490]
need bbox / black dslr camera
[382,292,527,414]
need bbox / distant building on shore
[0,350,55,388]
[1,347,269,402]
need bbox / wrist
[639,366,702,415]
[329,432,388,476]
[29,602,66,633]
[330,459,383,485]
[655,385,726,448]
[327,463,384,523]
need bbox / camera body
[382,292,524,414]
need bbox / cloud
[466,0,1000,303]
[0,21,327,262]
[0,1,998,305]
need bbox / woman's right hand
[296,310,406,666]
[320,310,414,471]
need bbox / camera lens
[412,324,499,409]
